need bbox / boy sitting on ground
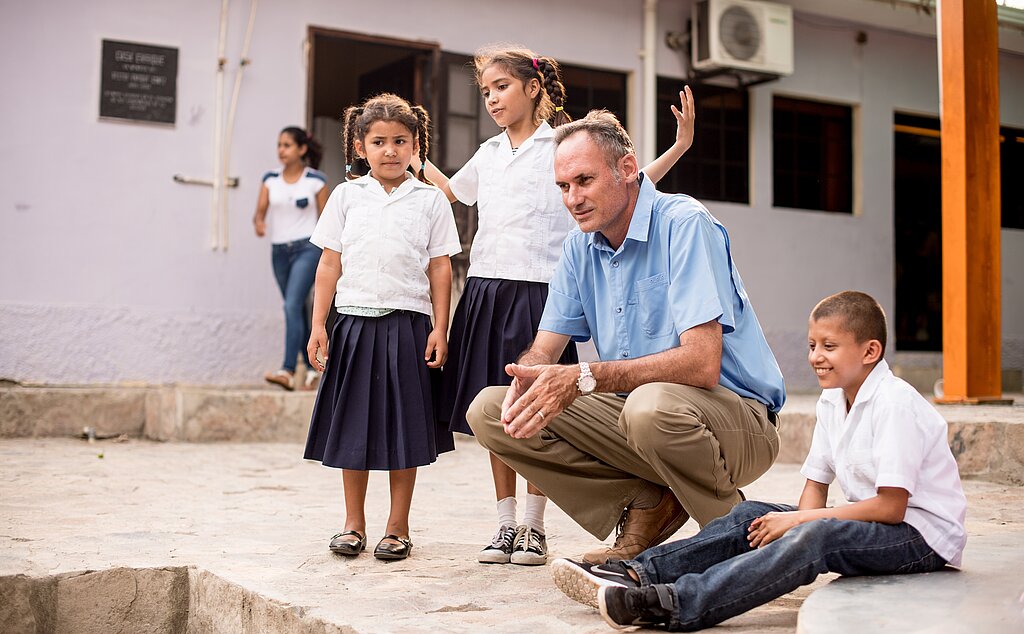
[550,290,967,631]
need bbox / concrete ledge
[0,567,189,633]
[2,386,1022,484]
[778,395,1024,485]
[0,566,351,633]
[797,534,1024,633]
[0,386,314,443]
[188,568,354,633]
[143,387,314,443]
[0,386,149,438]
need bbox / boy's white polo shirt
[801,359,967,566]
[310,173,461,317]
[448,121,576,283]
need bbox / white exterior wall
[0,0,1021,389]
[656,1,1024,390]
[0,0,647,386]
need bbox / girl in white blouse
[420,44,695,566]
[304,94,462,562]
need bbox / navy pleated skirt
[304,311,455,471]
[440,277,579,435]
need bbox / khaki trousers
[467,383,780,539]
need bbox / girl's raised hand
[425,329,447,368]
[307,327,329,372]
[670,85,696,154]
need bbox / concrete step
[778,394,1024,486]
[0,566,344,633]
[1,385,1022,484]
[0,385,314,443]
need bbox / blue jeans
[627,500,947,631]
[271,238,321,372]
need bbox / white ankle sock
[496,496,517,528]
[522,493,547,535]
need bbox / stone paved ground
[2,438,1022,633]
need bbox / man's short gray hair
[553,110,635,171]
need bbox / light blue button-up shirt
[539,175,786,412]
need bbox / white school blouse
[800,359,967,566]
[448,121,576,283]
[310,173,462,317]
[263,167,327,244]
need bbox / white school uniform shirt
[800,359,967,566]
[310,173,462,317]
[263,167,327,244]
[448,121,576,283]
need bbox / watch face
[578,375,597,394]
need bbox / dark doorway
[893,113,942,351]
[307,28,440,188]
[893,113,1024,352]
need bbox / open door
[307,27,440,188]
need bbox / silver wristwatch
[576,361,597,396]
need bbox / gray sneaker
[510,525,548,566]
[478,524,517,564]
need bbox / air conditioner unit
[692,0,794,77]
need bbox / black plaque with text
[100,40,178,124]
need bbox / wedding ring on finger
[536,410,545,420]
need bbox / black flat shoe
[373,534,412,561]
[329,530,366,556]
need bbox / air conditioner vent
[692,0,794,77]
[720,5,761,61]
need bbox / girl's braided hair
[341,93,433,184]
[473,45,571,128]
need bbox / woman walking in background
[254,126,329,391]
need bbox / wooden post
[936,0,1004,403]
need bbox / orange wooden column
[936,0,1003,403]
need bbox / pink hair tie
[532,58,540,70]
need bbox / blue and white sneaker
[551,558,641,608]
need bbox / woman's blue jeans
[627,500,948,631]
[271,238,321,372]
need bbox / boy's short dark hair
[811,291,887,355]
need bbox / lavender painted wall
[0,0,1021,389]
[0,0,645,386]
[656,1,1024,391]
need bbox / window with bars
[890,112,1024,230]
[773,96,853,213]
[657,79,749,203]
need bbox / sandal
[329,530,366,556]
[303,369,321,391]
[264,369,295,391]
[373,534,413,561]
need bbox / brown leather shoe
[582,487,689,565]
